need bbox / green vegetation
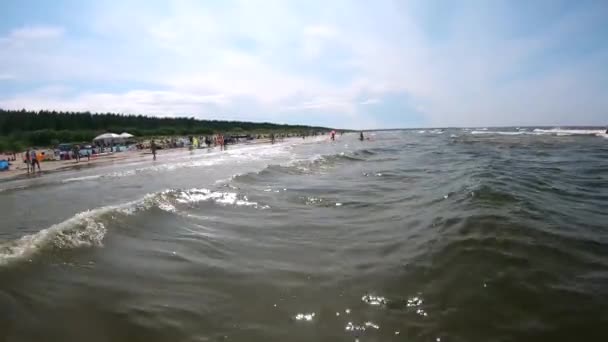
[0,109,331,152]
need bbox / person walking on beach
[151,140,157,161]
[30,149,41,173]
[24,148,31,174]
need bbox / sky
[0,0,607,129]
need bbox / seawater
[1,128,607,341]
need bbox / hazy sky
[0,0,606,128]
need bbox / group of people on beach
[9,130,366,173]
[150,134,230,160]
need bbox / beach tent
[93,133,122,148]
[93,133,121,141]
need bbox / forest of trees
[0,109,331,152]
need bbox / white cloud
[0,89,229,115]
[359,98,380,105]
[0,1,606,128]
[0,74,15,81]
[4,26,64,41]
[303,25,338,38]
[281,98,355,113]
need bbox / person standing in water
[151,140,157,161]
[74,145,81,163]
[30,149,41,173]
[360,131,364,141]
[24,148,31,174]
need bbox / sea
[1,127,607,342]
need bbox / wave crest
[0,187,266,266]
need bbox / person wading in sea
[74,145,81,163]
[24,148,31,174]
[151,140,157,161]
[30,149,41,173]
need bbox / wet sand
[0,150,160,181]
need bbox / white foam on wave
[471,130,525,135]
[0,207,112,266]
[0,187,269,266]
[175,188,266,208]
[470,128,606,137]
[0,191,169,265]
[0,190,173,265]
[533,128,606,136]
[62,175,103,183]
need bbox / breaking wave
[0,188,267,266]
[470,128,606,137]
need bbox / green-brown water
[1,128,607,341]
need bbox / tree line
[0,109,330,152]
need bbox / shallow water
[1,129,607,341]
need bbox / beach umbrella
[93,133,121,141]
[119,132,134,138]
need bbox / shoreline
[0,150,148,182]
[0,141,274,182]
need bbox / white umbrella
[119,132,134,138]
[93,133,121,141]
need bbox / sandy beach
[0,139,275,182]
[0,149,167,181]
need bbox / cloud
[0,74,15,81]
[7,26,64,41]
[0,88,229,116]
[302,26,338,59]
[359,98,380,105]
